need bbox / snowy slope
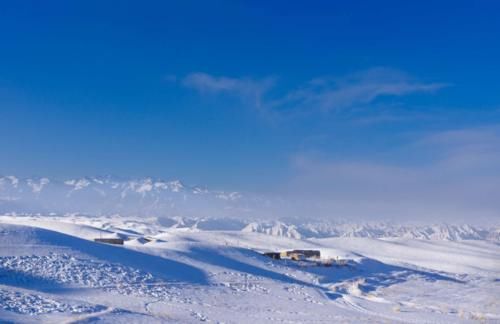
[0,215,498,323]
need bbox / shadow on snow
[0,224,209,292]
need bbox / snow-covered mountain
[143,216,500,242]
[242,221,303,239]
[241,220,499,241]
[1,175,498,241]
[0,175,254,218]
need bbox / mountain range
[1,175,498,241]
[0,175,252,217]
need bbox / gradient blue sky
[1,0,499,218]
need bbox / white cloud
[182,72,275,108]
[181,68,447,114]
[271,67,447,112]
[417,126,500,171]
[285,126,500,224]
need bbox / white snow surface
[0,214,498,323]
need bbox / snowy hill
[0,215,498,323]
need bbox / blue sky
[1,1,499,221]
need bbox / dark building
[94,238,124,245]
[287,250,320,259]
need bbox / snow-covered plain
[0,215,498,323]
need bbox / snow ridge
[240,220,498,241]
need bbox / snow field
[0,217,498,323]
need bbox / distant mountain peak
[0,175,246,218]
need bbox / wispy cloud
[417,126,500,170]
[180,68,447,114]
[270,68,447,112]
[182,72,275,108]
[285,125,500,224]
